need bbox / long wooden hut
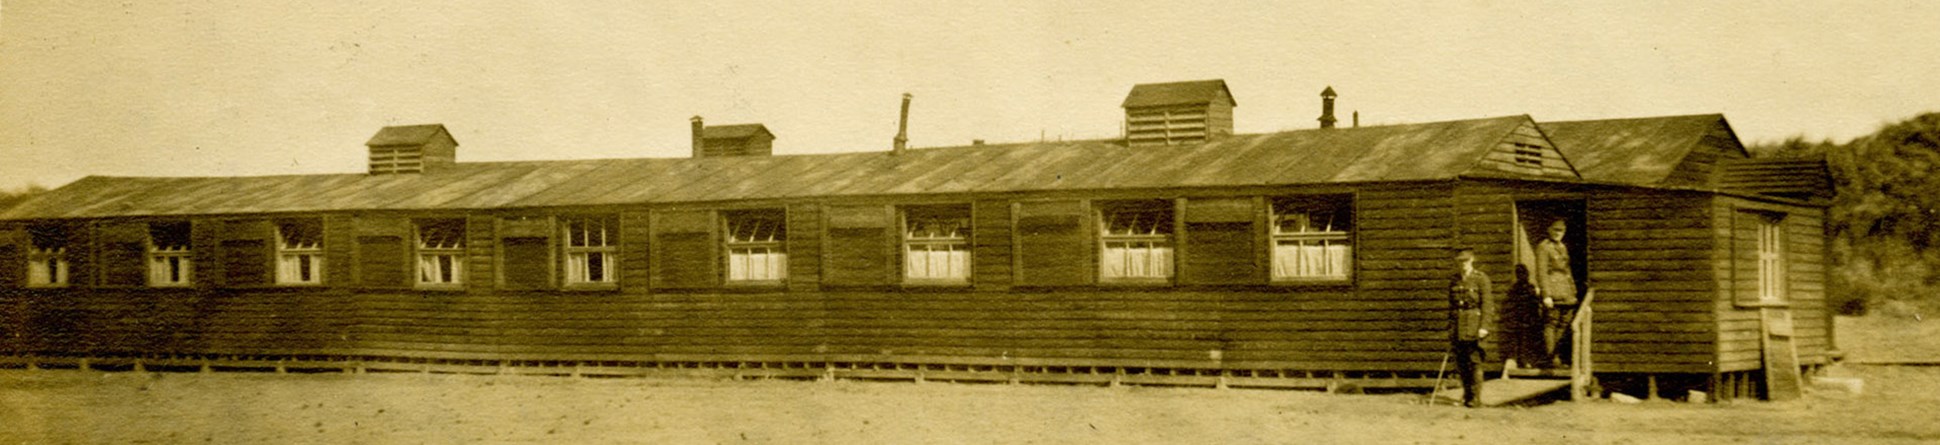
[0,80,1831,399]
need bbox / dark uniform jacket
[1449,269,1493,342]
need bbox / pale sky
[1,1,1935,191]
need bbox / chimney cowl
[1318,86,1338,129]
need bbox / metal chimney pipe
[690,116,705,157]
[893,93,912,154]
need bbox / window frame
[274,219,326,286]
[561,215,618,288]
[26,225,70,288]
[414,218,467,288]
[1269,195,1355,283]
[146,221,194,287]
[901,204,973,286]
[1096,199,1176,284]
[1755,213,1786,304]
[723,208,787,285]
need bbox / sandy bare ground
[1,365,1933,444]
[3,315,1938,444]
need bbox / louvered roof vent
[690,116,776,158]
[1122,79,1236,147]
[366,124,457,174]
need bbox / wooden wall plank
[972,199,1012,290]
[619,210,652,289]
[652,209,717,289]
[785,204,821,291]
[1014,200,1090,286]
[823,205,892,286]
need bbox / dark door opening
[1506,200,1586,368]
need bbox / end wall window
[27,225,69,287]
[904,205,971,283]
[1099,200,1174,281]
[416,219,466,286]
[276,220,324,285]
[1272,196,1353,281]
[147,222,193,286]
[563,216,617,286]
[724,209,786,283]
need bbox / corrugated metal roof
[0,115,1541,220]
[1541,114,1722,185]
[364,124,451,146]
[1121,79,1235,108]
[703,124,772,140]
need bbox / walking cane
[1430,349,1451,405]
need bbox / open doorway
[1507,200,1586,368]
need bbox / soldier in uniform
[1535,220,1577,367]
[1449,248,1492,408]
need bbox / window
[563,216,617,286]
[415,219,465,286]
[26,225,69,287]
[146,222,193,286]
[1757,215,1785,303]
[903,206,971,283]
[1272,196,1353,281]
[724,209,786,282]
[276,220,324,285]
[1098,201,1174,281]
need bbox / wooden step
[1503,366,1573,378]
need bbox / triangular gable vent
[1465,117,1580,180]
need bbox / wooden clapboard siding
[0,179,1831,382]
[785,204,821,291]
[652,210,717,289]
[0,227,23,288]
[1451,181,1576,358]
[465,215,496,293]
[98,221,147,287]
[190,217,224,287]
[1181,197,1258,285]
[1227,182,1455,370]
[355,215,410,289]
[1714,196,1830,372]
[0,289,357,357]
[1455,180,1726,373]
[1584,189,1719,373]
[971,199,1012,291]
[822,205,893,286]
[67,221,97,287]
[1013,200,1090,286]
[820,290,1220,365]
[1787,210,1830,364]
[219,219,272,286]
[619,210,652,289]
[498,215,553,290]
[1717,203,1760,372]
[323,215,355,285]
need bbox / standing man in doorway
[1449,247,1492,408]
[1535,220,1578,368]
